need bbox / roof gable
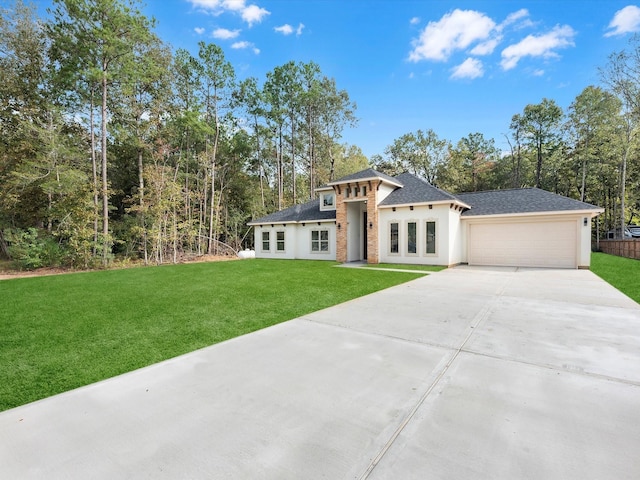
[457,188,602,216]
[328,168,402,187]
[380,172,461,206]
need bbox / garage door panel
[469,221,577,268]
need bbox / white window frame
[261,230,270,252]
[406,220,418,256]
[311,229,330,253]
[276,230,285,253]
[320,192,335,211]
[424,220,437,256]
[389,221,400,255]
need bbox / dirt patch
[0,255,240,281]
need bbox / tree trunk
[138,148,148,265]
[90,91,99,258]
[101,67,109,265]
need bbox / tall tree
[48,0,158,264]
[447,133,499,192]
[602,40,640,237]
[196,42,235,254]
[384,129,449,184]
[520,98,563,188]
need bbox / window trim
[311,229,330,253]
[320,192,335,211]
[425,220,437,256]
[389,221,400,255]
[276,230,286,253]
[261,230,270,252]
[406,220,418,256]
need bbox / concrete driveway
[1,266,639,479]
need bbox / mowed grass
[591,252,640,303]
[0,259,423,411]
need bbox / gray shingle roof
[457,188,602,216]
[248,199,336,225]
[330,168,401,186]
[380,172,461,206]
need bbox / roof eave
[327,176,403,188]
[248,218,336,226]
[379,199,471,209]
[461,208,604,219]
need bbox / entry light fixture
[369,221,373,229]
[584,217,588,226]
[338,223,341,230]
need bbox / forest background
[1,0,639,270]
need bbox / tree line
[0,0,362,269]
[1,0,638,270]
[373,85,639,242]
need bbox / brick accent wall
[366,184,379,264]
[597,239,640,260]
[335,187,347,263]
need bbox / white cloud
[242,4,269,26]
[275,24,293,35]
[194,27,205,35]
[500,24,575,70]
[187,0,269,26]
[231,40,259,53]
[409,9,496,62]
[500,8,529,30]
[605,5,640,37]
[410,16,420,25]
[296,23,305,36]
[532,69,545,76]
[232,40,250,48]
[213,28,240,39]
[450,57,484,79]
[470,37,501,55]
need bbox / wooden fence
[596,239,640,260]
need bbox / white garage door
[469,220,577,268]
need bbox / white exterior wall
[378,204,452,265]
[448,208,464,265]
[578,215,595,267]
[253,223,336,261]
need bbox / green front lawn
[0,259,422,411]
[591,252,640,303]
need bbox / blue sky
[41,1,640,158]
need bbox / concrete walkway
[1,267,639,479]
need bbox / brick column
[366,183,379,264]
[335,188,347,263]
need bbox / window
[426,221,436,254]
[322,193,334,207]
[407,222,417,254]
[345,187,350,198]
[276,231,285,252]
[390,222,399,254]
[311,230,329,252]
[361,186,367,196]
[261,231,270,252]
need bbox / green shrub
[4,228,63,270]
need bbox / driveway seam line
[459,348,640,387]
[358,277,511,479]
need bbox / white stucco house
[248,168,604,269]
